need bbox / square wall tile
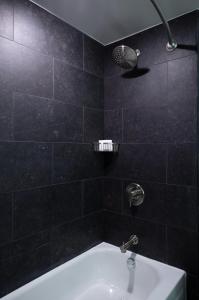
[83,179,103,214]
[0,37,53,98]
[53,143,103,183]
[104,178,122,212]
[83,35,103,77]
[105,144,167,183]
[0,142,52,192]
[167,226,198,275]
[167,55,197,143]
[104,109,122,142]
[14,187,52,239]
[167,143,197,186]
[52,182,82,226]
[14,0,83,69]
[51,212,103,266]
[84,108,104,142]
[0,89,12,140]
[54,59,103,108]
[166,185,197,232]
[14,93,83,142]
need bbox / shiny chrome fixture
[150,0,177,51]
[120,234,139,253]
[126,183,145,207]
[112,0,177,69]
[112,46,140,70]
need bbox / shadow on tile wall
[103,11,199,300]
[0,0,104,296]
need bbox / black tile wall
[167,226,198,275]
[52,182,82,226]
[0,244,51,297]
[83,179,103,214]
[13,187,52,239]
[84,108,104,142]
[0,0,104,297]
[104,178,122,212]
[0,193,12,245]
[51,212,103,266]
[53,143,103,183]
[0,89,12,140]
[83,35,104,77]
[103,11,199,300]
[0,142,51,192]
[123,180,166,224]
[0,1,198,299]
[167,55,197,143]
[167,143,197,186]
[165,185,197,232]
[13,93,83,142]
[0,230,50,260]
[14,0,83,69]
[103,211,166,262]
[0,37,53,98]
[54,59,103,108]
[104,109,122,142]
[105,143,167,182]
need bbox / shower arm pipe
[150,0,177,51]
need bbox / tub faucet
[120,235,139,253]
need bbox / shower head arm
[150,0,177,51]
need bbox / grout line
[0,140,92,145]
[11,192,15,241]
[104,53,197,80]
[165,144,169,184]
[82,106,85,143]
[103,209,199,234]
[81,181,84,217]
[121,108,124,143]
[5,141,197,146]
[7,91,104,110]
[104,176,197,188]
[0,139,196,146]
[0,177,105,195]
[82,34,85,71]
[10,92,15,141]
[0,210,104,250]
[0,34,102,79]
[121,180,124,214]
[52,56,55,99]
[51,144,54,185]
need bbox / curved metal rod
[150,0,177,51]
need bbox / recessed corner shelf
[93,141,119,153]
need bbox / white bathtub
[2,242,186,300]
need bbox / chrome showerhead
[112,45,140,70]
